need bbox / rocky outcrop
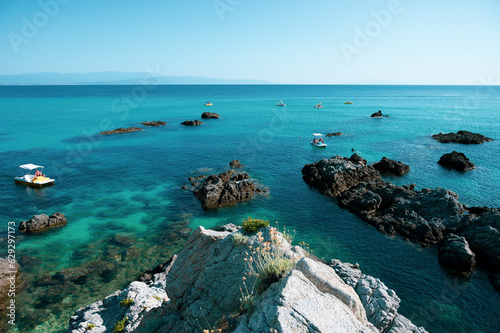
[201,112,220,119]
[229,159,243,168]
[0,258,19,304]
[70,226,425,332]
[193,170,267,209]
[331,260,428,333]
[100,127,143,135]
[180,120,203,126]
[371,110,389,118]
[18,213,67,233]
[438,234,476,274]
[338,181,463,246]
[302,155,380,197]
[438,151,475,171]
[141,121,166,127]
[373,157,410,176]
[326,132,343,137]
[432,131,494,144]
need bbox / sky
[0,0,499,84]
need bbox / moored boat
[276,100,286,106]
[204,101,213,106]
[344,100,353,104]
[14,164,55,187]
[314,103,324,108]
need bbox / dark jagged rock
[326,132,343,137]
[370,110,389,118]
[100,127,143,135]
[373,157,410,176]
[302,154,380,197]
[18,213,67,233]
[438,234,476,274]
[465,206,491,215]
[193,170,267,209]
[180,120,203,126]
[432,130,493,144]
[338,181,463,246]
[201,112,220,119]
[438,151,475,171]
[460,209,500,274]
[141,120,166,127]
[229,159,243,168]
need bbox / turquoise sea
[0,85,499,332]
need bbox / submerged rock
[201,112,220,119]
[18,213,67,233]
[0,258,19,304]
[373,157,410,176]
[192,169,266,209]
[141,121,166,127]
[438,234,476,274]
[180,120,203,126]
[100,127,143,135]
[69,226,426,333]
[438,151,475,171]
[432,130,494,144]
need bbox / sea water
[0,85,499,332]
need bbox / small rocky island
[18,212,67,233]
[68,225,427,333]
[326,132,343,137]
[432,130,493,144]
[193,168,267,210]
[438,151,475,171]
[201,112,220,119]
[373,157,410,176]
[370,110,389,118]
[180,120,203,126]
[141,121,166,127]
[100,127,143,135]
[302,154,500,290]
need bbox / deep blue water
[0,85,499,332]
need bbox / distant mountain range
[0,72,272,85]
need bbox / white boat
[276,100,286,106]
[14,164,55,187]
[311,133,327,147]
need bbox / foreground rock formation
[438,151,475,171]
[331,260,427,333]
[432,130,493,144]
[18,213,67,233]
[180,120,203,126]
[302,154,500,290]
[69,226,426,332]
[141,121,166,127]
[100,127,143,135]
[201,112,220,119]
[438,234,476,274]
[373,157,410,176]
[193,169,267,209]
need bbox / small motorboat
[311,133,327,147]
[204,101,213,106]
[14,164,55,187]
[276,100,286,106]
[314,103,324,108]
[344,101,353,104]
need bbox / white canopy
[19,164,43,170]
[312,133,323,136]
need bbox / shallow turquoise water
[0,85,499,332]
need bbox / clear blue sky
[1,0,499,84]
